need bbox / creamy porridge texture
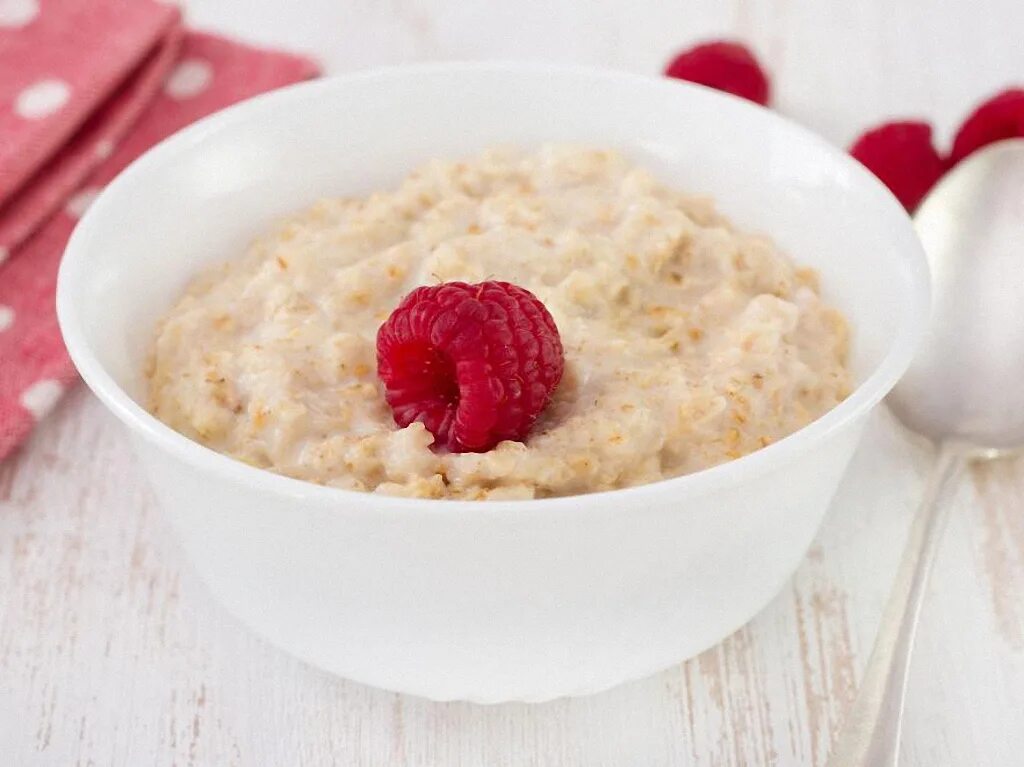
[147,146,851,500]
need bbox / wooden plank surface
[2,0,1023,764]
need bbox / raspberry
[664,41,771,106]
[950,88,1024,166]
[376,281,564,453]
[849,121,946,211]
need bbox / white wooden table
[3,1,1023,764]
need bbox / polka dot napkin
[0,0,318,462]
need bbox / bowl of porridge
[57,63,929,702]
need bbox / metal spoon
[826,138,1024,766]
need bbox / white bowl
[57,63,929,703]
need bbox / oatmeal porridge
[147,145,851,500]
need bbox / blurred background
[189,0,1024,149]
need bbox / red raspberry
[376,281,564,453]
[950,88,1024,166]
[664,41,771,106]
[849,121,946,211]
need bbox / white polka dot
[0,0,39,27]
[0,246,8,265]
[94,139,115,159]
[20,379,64,419]
[15,79,71,120]
[65,187,101,219]
[164,59,213,100]
[0,305,13,332]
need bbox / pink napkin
[0,0,319,462]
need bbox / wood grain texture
[3,0,1024,764]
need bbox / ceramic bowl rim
[55,61,931,518]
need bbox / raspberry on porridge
[146,145,851,500]
[376,281,564,454]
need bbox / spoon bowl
[889,139,1024,450]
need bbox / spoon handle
[825,442,965,767]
